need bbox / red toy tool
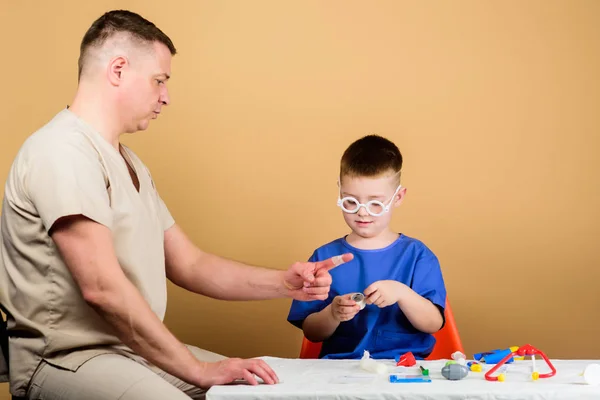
[484,344,556,382]
[396,352,416,367]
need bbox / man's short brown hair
[78,10,177,79]
[340,135,403,182]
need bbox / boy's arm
[395,286,444,333]
[364,253,446,334]
[405,253,447,333]
[301,305,339,342]
[300,294,361,342]
[364,281,443,333]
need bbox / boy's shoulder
[400,234,438,258]
[310,237,348,258]
[309,234,437,260]
[400,234,430,248]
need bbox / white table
[206,357,600,400]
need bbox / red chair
[299,299,464,360]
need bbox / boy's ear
[394,187,407,208]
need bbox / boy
[287,135,446,359]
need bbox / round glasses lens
[342,198,360,213]
[367,201,385,216]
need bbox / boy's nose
[357,206,369,217]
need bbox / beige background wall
[1,1,599,397]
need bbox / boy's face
[339,173,406,239]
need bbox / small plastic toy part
[451,351,467,365]
[441,361,469,380]
[509,346,525,360]
[531,355,539,380]
[470,364,482,372]
[484,344,556,382]
[582,364,600,386]
[360,350,388,374]
[395,352,416,367]
[351,293,366,310]
[419,365,429,376]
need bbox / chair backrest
[299,335,322,359]
[425,299,464,360]
[299,298,464,360]
[0,311,9,383]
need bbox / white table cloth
[206,357,600,400]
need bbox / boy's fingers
[363,286,376,297]
[366,291,381,304]
[342,305,359,315]
[337,295,357,306]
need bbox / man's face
[120,41,172,133]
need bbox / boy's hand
[282,253,354,301]
[330,294,361,322]
[364,280,405,308]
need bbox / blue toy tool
[474,348,514,364]
[389,374,431,383]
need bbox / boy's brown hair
[340,135,403,183]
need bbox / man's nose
[160,87,171,106]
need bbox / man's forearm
[169,251,287,300]
[301,305,339,342]
[85,272,206,385]
[164,224,345,302]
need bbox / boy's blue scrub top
[287,235,446,359]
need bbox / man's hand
[198,358,279,389]
[364,280,405,308]
[330,294,361,322]
[282,253,354,301]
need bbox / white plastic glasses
[337,184,402,217]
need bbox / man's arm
[50,215,277,388]
[164,224,353,301]
[51,216,205,384]
[164,225,285,300]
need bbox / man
[0,10,352,399]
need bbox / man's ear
[394,187,407,208]
[107,56,128,86]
